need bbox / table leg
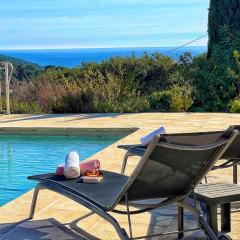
[233,164,238,184]
[221,203,231,232]
[178,206,184,239]
[206,203,218,235]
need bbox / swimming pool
[0,134,121,206]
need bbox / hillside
[0,54,34,65]
[0,54,42,81]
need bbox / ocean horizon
[0,46,207,67]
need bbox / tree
[208,0,240,57]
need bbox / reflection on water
[7,143,13,177]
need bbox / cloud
[0,0,209,49]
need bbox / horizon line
[0,45,207,51]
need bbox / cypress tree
[208,0,240,56]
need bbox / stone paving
[0,113,240,239]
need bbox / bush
[228,99,240,113]
[9,99,43,114]
[52,92,94,113]
[148,85,193,112]
[51,85,94,113]
[168,85,193,112]
[148,91,171,111]
[94,96,150,113]
[83,73,150,113]
[191,48,237,112]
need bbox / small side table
[187,183,240,235]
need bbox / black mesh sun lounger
[118,125,240,182]
[28,129,238,240]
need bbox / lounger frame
[30,181,214,239]
[120,125,240,183]
[29,130,238,240]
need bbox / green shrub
[168,85,193,112]
[85,73,150,113]
[94,94,150,113]
[115,96,150,113]
[148,91,171,111]
[228,99,240,113]
[52,91,94,113]
[9,99,43,114]
[148,85,193,112]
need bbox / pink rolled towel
[56,165,64,175]
[56,160,100,176]
[80,159,100,175]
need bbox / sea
[0,46,207,68]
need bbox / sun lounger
[118,125,240,183]
[28,129,238,240]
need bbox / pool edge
[0,127,139,137]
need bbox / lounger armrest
[212,158,240,170]
[118,144,146,156]
[121,148,146,174]
[117,144,145,150]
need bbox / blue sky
[0,0,209,50]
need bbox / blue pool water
[0,135,120,206]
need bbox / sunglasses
[85,170,103,177]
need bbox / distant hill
[0,54,42,81]
[0,54,40,66]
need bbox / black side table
[194,183,240,234]
[179,183,240,237]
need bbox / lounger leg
[104,212,130,240]
[178,199,218,240]
[198,214,218,240]
[121,151,132,174]
[37,182,130,239]
[29,184,42,219]
[191,191,218,240]
[178,206,184,239]
[125,194,133,238]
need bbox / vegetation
[0,55,42,81]
[205,0,240,111]
[208,0,240,56]
[0,47,238,114]
[9,54,178,113]
[0,1,239,114]
[229,99,240,113]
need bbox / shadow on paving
[146,204,206,240]
[0,205,207,240]
[0,114,69,123]
[0,113,121,124]
[0,218,99,240]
